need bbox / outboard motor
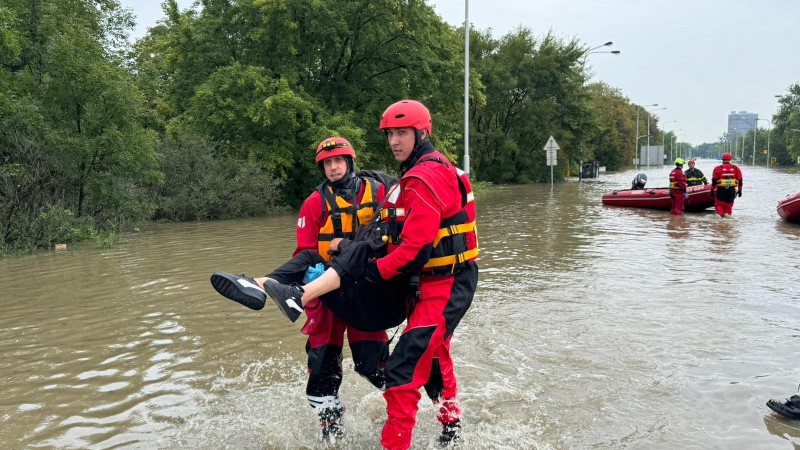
[631,173,647,190]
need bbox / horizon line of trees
[2,0,799,253]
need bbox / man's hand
[329,238,343,252]
[737,189,742,198]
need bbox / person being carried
[669,158,688,215]
[212,136,393,443]
[684,159,708,186]
[214,100,479,449]
[710,152,743,217]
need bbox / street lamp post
[662,121,677,164]
[766,121,772,167]
[731,128,742,161]
[636,134,649,170]
[670,132,682,161]
[671,135,676,160]
[646,107,666,167]
[741,134,745,162]
[635,103,657,170]
[582,50,620,64]
[578,41,619,179]
[463,0,470,174]
[581,41,614,64]
[751,117,773,167]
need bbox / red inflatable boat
[602,184,715,212]
[777,191,800,223]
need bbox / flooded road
[2,161,799,449]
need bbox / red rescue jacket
[376,147,478,279]
[669,167,687,192]
[711,163,743,191]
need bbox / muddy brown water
[2,162,799,449]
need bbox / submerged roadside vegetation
[2,0,799,254]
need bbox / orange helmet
[722,152,732,161]
[379,100,432,135]
[315,137,356,163]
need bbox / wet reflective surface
[2,162,799,449]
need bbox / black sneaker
[263,279,304,322]
[210,272,266,310]
[767,395,800,420]
[437,419,462,447]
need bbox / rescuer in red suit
[293,137,390,441]
[669,158,688,215]
[710,152,743,217]
[373,100,479,450]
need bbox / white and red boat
[602,184,715,212]
[777,191,800,223]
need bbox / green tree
[773,83,800,165]
[132,0,465,203]
[1,0,159,251]
[469,28,584,183]
[585,82,636,171]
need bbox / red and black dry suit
[293,174,388,422]
[669,166,687,215]
[373,141,479,450]
[711,162,743,216]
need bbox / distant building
[727,111,758,137]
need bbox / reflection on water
[1,164,799,449]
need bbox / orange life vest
[317,177,380,261]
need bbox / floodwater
[2,161,799,449]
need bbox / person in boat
[710,152,743,217]
[212,136,394,443]
[669,158,688,215]
[684,159,708,186]
[215,100,478,449]
[768,392,800,420]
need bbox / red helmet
[379,100,432,135]
[722,152,732,161]
[315,137,356,163]
[688,159,696,165]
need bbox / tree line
[2,0,799,253]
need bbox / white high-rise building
[727,111,758,138]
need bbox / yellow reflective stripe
[432,221,476,247]
[718,179,738,187]
[423,247,479,270]
[379,208,405,220]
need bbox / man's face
[323,155,348,182]
[688,162,695,168]
[385,127,421,163]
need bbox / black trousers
[267,248,410,332]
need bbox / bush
[153,135,288,221]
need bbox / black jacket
[684,167,708,186]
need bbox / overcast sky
[121,0,800,145]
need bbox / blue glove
[303,262,326,284]
[684,192,689,200]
